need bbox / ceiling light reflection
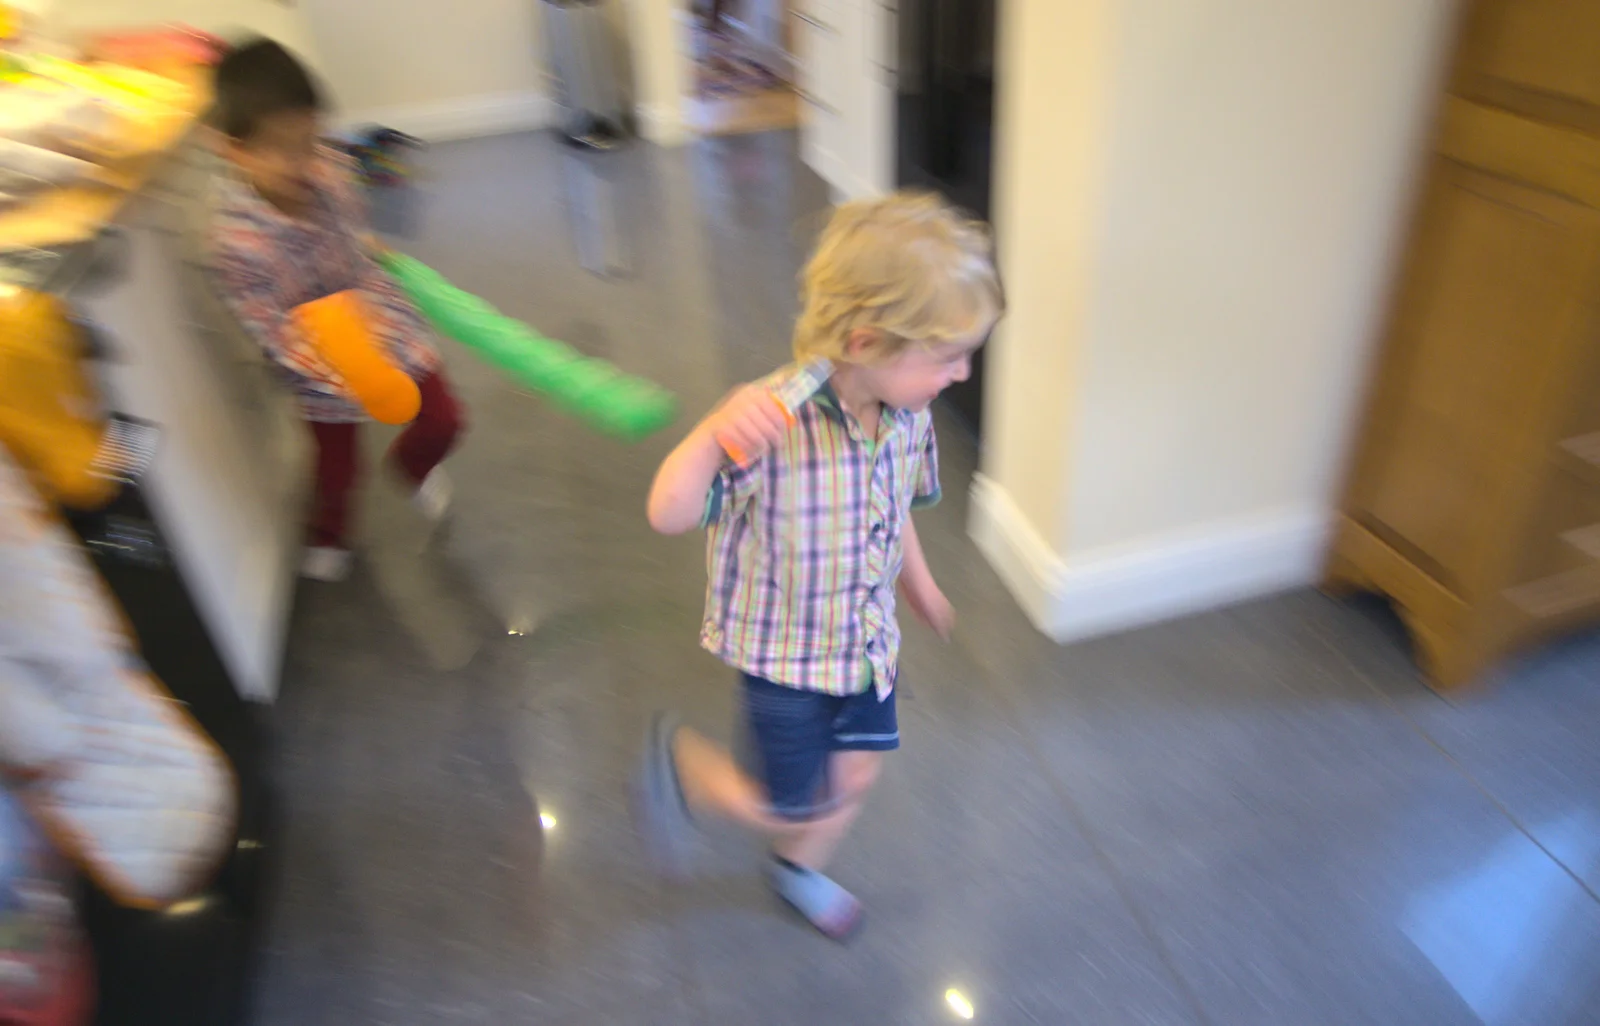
[945,988,975,1019]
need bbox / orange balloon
[0,289,119,510]
[293,290,421,425]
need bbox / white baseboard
[638,101,691,147]
[339,90,556,144]
[969,474,1333,643]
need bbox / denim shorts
[738,672,899,821]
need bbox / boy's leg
[774,682,897,869]
[644,677,895,835]
[390,369,465,487]
[763,684,895,939]
[307,420,361,549]
[672,725,793,830]
[633,715,801,879]
[635,677,891,939]
[771,750,883,870]
[634,678,842,876]
[761,751,882,941]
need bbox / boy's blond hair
[794,191,1003,363]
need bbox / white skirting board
[339,90,556,144]
[968,474,1333,643]
[637,101,691,147]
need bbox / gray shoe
[767,856,864,943]
[631,714,697,878]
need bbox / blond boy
[634,192,1004,940]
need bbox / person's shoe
[411,467,453,522]
[767,855,864,943]
[301,546,353,582]
[631,714,697,879]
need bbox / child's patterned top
[700,361,941,699]
[206,145,439,423]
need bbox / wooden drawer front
[1505,466,1600,621]
[1354,159,1600,591]
[1556,323,1600,459]
[1457,0,1600,115]
[1556,318,1600,482]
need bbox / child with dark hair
[207,38,465,582]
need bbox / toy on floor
[339,125,422,189]
[378,253,678,441]
[292,290,422,425]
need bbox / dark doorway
[895,0,999,439]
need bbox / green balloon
[380,253,678,441]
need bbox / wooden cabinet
[1328,0,1600,688]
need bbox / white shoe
[301,546,353,582]
[412,467,453,522]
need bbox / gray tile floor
[254,131,1600,1026]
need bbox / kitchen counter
[2,62,309,702]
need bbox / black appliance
[65,476,279,1026]
[894,0,1000,437]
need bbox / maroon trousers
[307,370,465,547]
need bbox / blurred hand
[904,577,955,641]
[708,383,791,463]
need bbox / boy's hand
[706,383,791,464]
[903,577,955,641]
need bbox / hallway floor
[254,131,1600,1026]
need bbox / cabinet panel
[1331,0,1600,689]
[1515,465,1600,583]
[1504,465,1600,623]
[1557,311,1600,446]
[1356,162,1600,591]
[1459,0,1600,110]
[1438,98,1600,208]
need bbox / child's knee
[418,371,466,437]
[830,751,884,803]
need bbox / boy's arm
[647,421,726,535]
[900,512,955,640]
[647,383,791,535]
[900,516,937,595]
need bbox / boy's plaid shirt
[700,361,941,699]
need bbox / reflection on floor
[252,131,1600,1026]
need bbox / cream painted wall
[47,0,551,140]
[46,0,321,59]
[975,0,1457,639]
[621,0,691,144]
[983,0,1111,546]
[1061,0,1455,554]
[300,0,544,124]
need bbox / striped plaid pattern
[701,362,941,699]
[206,146,440,423]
